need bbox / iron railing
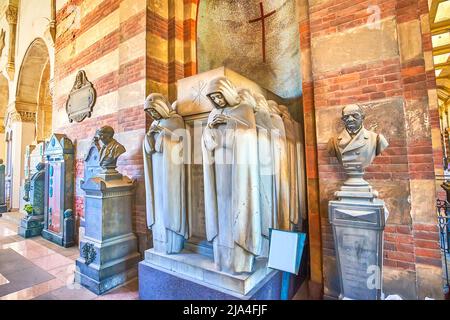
[436,199,450,296]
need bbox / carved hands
[208,114,228,128]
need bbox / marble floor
[0,212,139,300]
[0,211,314,300]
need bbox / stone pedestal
[75,171,140,295]
[139,249,282,300]
[0,162,6,215]
[329,179,388,300]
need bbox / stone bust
[328,104,389,174]
[94,126,126,171]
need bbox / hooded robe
[279,105,305,230]
[249,92,277,257]
[143,93,188,254]
[202,77,261,274]
[267,100,290,231]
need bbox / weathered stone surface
[398,20,423,63]
[405,98,432,143]
[383,267,417,300]
[311,18,399,74]
[316,98,406,144]
[197,0,302,99]
[323,254,340,299]
[416,264,444,300]
[320,180,411,225]
[410,180,438,224]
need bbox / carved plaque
[65,70,96,123]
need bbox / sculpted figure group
[143,76,305,274]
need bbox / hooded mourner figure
[143,93,188,254]
[278,105,305,230]
[247,92,277,257]
[267,100,290,231]
[202,77,261,274]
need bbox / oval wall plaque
[65,70,97,123]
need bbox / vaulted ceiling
[430,0,450,107]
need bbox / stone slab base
[18,216,44,238]
[75,253,140,295]
[144,249,272,295]
[42,229,74,248]
[139,260,282,300]
[18,225,43,238]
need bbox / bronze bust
[94,126,126,171]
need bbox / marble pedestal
[329,184,388,300]
[139,249,282,300]
[19,214,44,238]
[75,172,140,295]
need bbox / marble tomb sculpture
[143,93,188,254]
[139,68,307,300]
[267,99,291,231]
[202,76,261,274]
[242,90,276,257]
[327,104,389,300]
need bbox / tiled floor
[0,212,139,300]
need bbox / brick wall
[53,0,149,253]
[308,0,443,299]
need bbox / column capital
[5,5,18,25]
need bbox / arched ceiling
[430,0,450,107]
[16,38,49,111]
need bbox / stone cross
[248,2,276,63]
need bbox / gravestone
[139,68,303,300]
[0,160,6,215]
[42,134,75,247]
[18,162,46,238]
[22,143,45,206]
[75,127,140,295]
[79,140,103,232]
[20,144,36,212]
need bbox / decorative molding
[5,5,17,25]
[6,110,36,124]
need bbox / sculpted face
[97,126,114,145]
[148,107,163,120]
[209,92,227,108]
[342,105,364,134]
